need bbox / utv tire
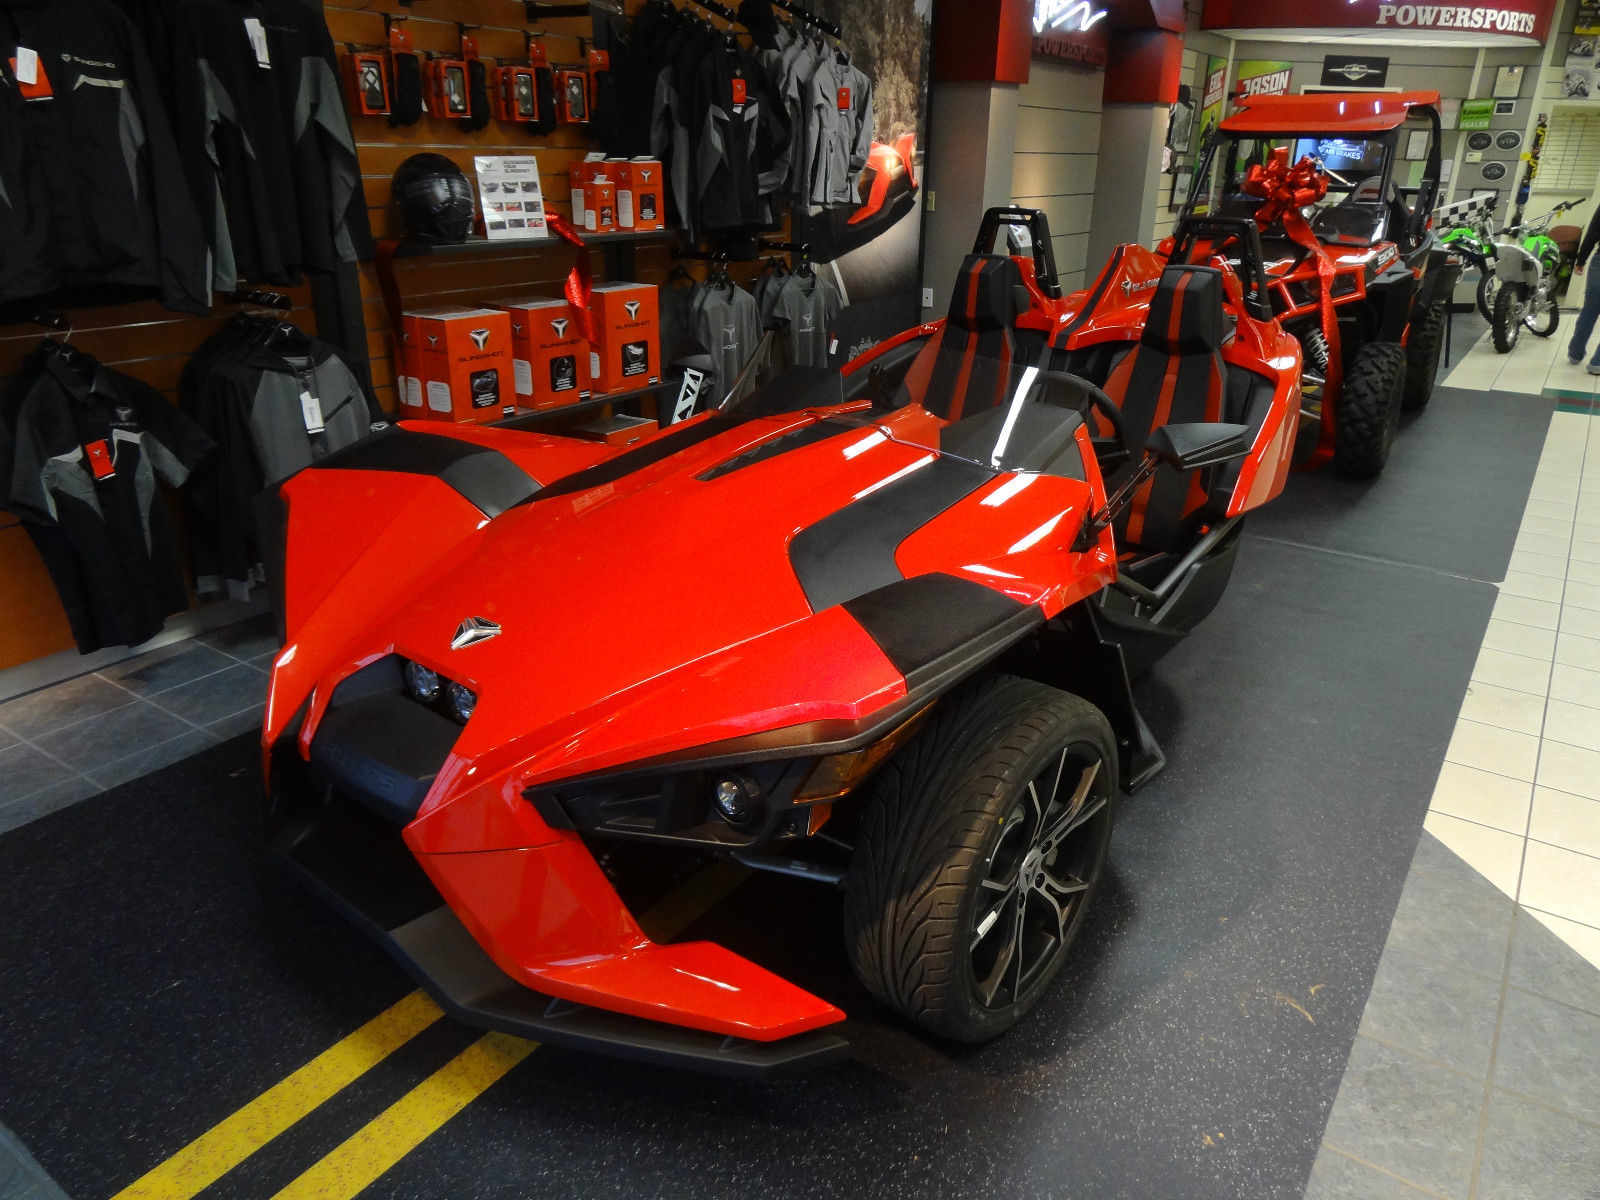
[843,675,1116,1044]
[1476,271,1499,323]
[1334,341,1407,479]
[1493,285,1525,353]
[1402,301,1447,412]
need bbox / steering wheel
[1040,374,1131,475]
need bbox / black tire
[1493,284,1525,353]
[843,675,1116,1044]
[1476,270,1499,322]
[1333,341,1407,478]
[1402,301,1447,412]
[1527,284,1561,338]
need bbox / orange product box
[404,306,514,423]
[570,414,656,446]
[496,297,591,409]
[587,283,660,395]
[584,174,617,233]
[569,154,605,227]
[614,158,664,231]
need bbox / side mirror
[1144,422,1252,472]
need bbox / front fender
[1494,241,1540,287]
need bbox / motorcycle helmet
[392,153,475,243]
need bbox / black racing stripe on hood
[696,419,852,481]
[310,426,539,518]
[842,572,1040,691]
[525,414,747,503]
[788,456,993,612]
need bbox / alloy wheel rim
[969,745,1109,1010]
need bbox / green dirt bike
[1439,196,1502,320]
[1492,198,1586,354]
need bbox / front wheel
[1334,341,1407,478]
[1476,268,1500,322]
[1526,282,1561,338]
[843,675,1117,1044]
[1493,284,1526,353]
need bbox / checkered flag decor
[1433,192,1498,230]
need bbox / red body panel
[1219,90,1442,135]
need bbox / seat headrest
[1142,265,1226,355]
[946,254,1024,333]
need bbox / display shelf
[491,381,671,430]
[391,228,682,259]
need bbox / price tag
[837,86,851,112]
[731,77,747,106]
[829,337,838,356]
[85,440,115,480]
[300,388,325,434]
[14,46,37,85]
[243,18,271,69]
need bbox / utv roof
[1219,90,1442,135]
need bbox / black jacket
[2,345,214,652]
[1578,205,1600,270]
[0,0,210,315]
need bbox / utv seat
[1099,264,1230,553]
[898,253,1047,421]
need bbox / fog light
[445,681,477,723]
[404,661,440,702]
[712,775,758,825]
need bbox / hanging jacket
[0,0,209,314]
[799,51,873,208]
[3,346,214,652]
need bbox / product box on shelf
[583,172,617,233]
[587,283,660,395]
[496,297,591,409]
[613,158,664,231]
[399,306,514,423]
[569,154,605,228]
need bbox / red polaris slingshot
[260,208,1302,1075]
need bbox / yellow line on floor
[110,990,444,1200]
[268,1033,535,1200]
[268,862,754,1200]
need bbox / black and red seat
[1100,264,1230,554]
[900,253,1046,422]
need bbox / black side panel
[788,457,993,612]
[939,403,1087,479]
[309,692,462,825]
[529,414,745,502]
[309,426,541,518]
[1056,245,1124,342]
[843,572,1038,689]
[737,366,844,417]
[697,420,850,481]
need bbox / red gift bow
[1242,148,1341,461]
[547,212,597,346]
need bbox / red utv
[258,207,1300,1075]
[1173,91,1462,477]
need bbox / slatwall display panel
[1534,109,1600,190]
[1012,60,1104,294]
[1152,47,1202,247]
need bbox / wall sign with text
[1203,0,1554,42]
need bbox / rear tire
[1403,301,1447,412]
[843,675,1117,1044]
[1493,285,1525,353]
[1334,341,1407,479]
[1476,270,1499,323]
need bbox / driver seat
[1101,264,1228,553]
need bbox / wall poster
[1198,54,1229,149]
[789,0,932,361]
[1235,59,1294,101]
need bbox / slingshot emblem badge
[452,616,502,649]
[551,317,569,336]
[469,328,491,350]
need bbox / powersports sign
[1202,0,1553,41]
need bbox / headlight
[404,661,440,702]
[446,681,477,724]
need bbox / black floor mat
[1251,385,1552,581]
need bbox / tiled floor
[0,613,276,837]
[1307,325,1600,1199]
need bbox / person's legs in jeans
[1567,264,1600,364]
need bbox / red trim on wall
[931,0,1035,84]
[1202,0,1554,43]
[1103,30,1183,104]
